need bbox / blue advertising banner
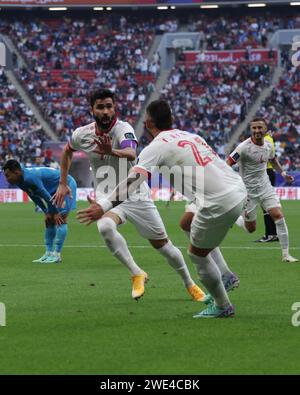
[276,172,300,187]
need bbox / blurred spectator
[158,61,271,157]
[0,67,46,168]
[241,61,300,171]
[3,15,164,140]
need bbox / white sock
[210,247,232,278]
[188,251,231,309]
[235,215,250,233]
[97,217,143,276]
[157,241,194,287]
[275,217,289,257]
[184,231,233,279]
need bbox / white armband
[281,171,287,178]
[97,198,113,213]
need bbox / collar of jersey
[251,137,264,147]
[155,128,176,138]
[160,128,175,133]
[95,117,118,136]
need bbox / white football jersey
[229,137,275,197]
[69,119,150,200]
[134,129,246,217]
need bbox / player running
[255,129,278,243]
[178,200,240,296]
[228,118,298,263]
[52,89,205,302]
[3,159,77,263]
[76,100,248,318]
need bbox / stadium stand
[0,67,47,168]
[1,15,166,140]
[158,61,272,157]
[242,58,300,171]
[188,13,300,50]
[0,9,299,170]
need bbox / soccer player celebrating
[52,89,204,302]
[3,159,77,263]
[255,129,278,243]
[228,118,298,263]
[76,100,248,318]
[178,201,240,295]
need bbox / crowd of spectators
[140,62,271,158]
[0,67,52,168]
[240,57,300,171]
[188,14,300,50]
[0,10,300,170]
[1,15,166,140]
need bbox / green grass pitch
[0,201,300,374]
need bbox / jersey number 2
[177,140,212,166]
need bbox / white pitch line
[0,244,299,250]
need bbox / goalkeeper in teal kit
[3,159,77,263]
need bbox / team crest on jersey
[259,155,265,163]
[124,133,135,140]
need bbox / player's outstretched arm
[269,157,294,183]
[51,145,73,207]
[30,195,48,213]
[76,196,104,225]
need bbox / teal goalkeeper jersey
[16,167,76,214]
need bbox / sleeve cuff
[67,142,77,152]
[96,198,113,213]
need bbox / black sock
[264,212,277,237]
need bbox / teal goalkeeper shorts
[58,177,77,216]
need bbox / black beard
[95,115,115,131]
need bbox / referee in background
[255,128,279,243]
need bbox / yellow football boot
[187,284,206,302]
[131,272,148,300]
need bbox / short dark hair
[2,159,22,172]
[89,89,115,107]
[146,100,172,130]
[251,118,268,127]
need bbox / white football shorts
[244,184,281,222]
[190,199,245,249]
[108,199,168,240]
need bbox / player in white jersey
[178,200,240,297]
[52,90,205,302]
[228,118,298,263]
[76,100,248,318]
